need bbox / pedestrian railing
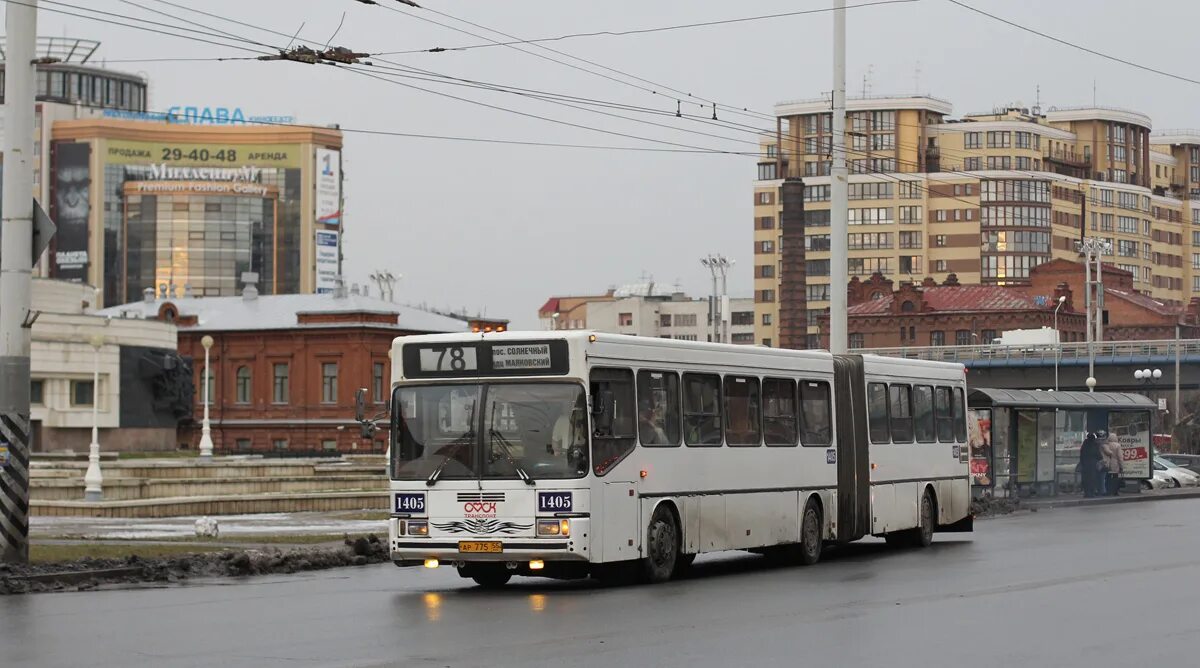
[854,339,1200,364]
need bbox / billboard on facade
[50,141,92,282]
[315,230,340,293]
[315,148,341,225]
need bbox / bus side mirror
[355,388,368,422]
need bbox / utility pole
[1078,237,1110,391]
[0,0,38,564]
[829,0,849,354]
[700,255,731,343]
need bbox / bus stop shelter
[967,388,1155,498]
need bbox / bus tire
[641,505,680,583]
[910,490,936,548]
[673,552,696,578]
[798,499,823,566]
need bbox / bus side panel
[681,496,702,554]
[833,356,871,543]
[601,481,639,562]
[699,495,728,552]
[726,492,798,549]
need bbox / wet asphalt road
[4,499,1200,668]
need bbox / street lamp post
[83,334,105,501]
[198,335,215,460]
[1053,295,1066,392]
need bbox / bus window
[867,383,890,444]
[953,387,967,442]
[590,368,636,475]
[935,386,955,442]
[762,378,798,446]
[683,373,723,446]
[799,380,832,446]
[889,384,914,443]
[913,385,935,443]
[724,376,762,446]
[636,370,681,447]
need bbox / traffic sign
[32,198,56,264]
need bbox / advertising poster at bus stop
[968,409,992,486]
[1109,410,1151,479]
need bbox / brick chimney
[778,178,807,349]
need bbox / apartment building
[753,95,1200,347]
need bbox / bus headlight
[407,521,429,536]
[537,519,569,537]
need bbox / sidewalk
[1015,487,1200,512]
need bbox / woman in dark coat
[1079,433,1102,497]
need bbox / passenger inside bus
[638,403,670,445]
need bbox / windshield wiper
[425,432,475,487]
[489,428,535,486]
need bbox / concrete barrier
[31,475,389,501]
[33,491,391,518]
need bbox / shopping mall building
[2,38,345,309]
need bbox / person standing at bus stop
[1101,433,1123,496]
[1079,433,1102,497]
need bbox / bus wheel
[910,491,936,548]
[799,500,823,566]
[673,552,696,577]
[459,565,512,588]
[641,505,679,583]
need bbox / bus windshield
[392,383,589,481]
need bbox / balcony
[1044,148,1091,168]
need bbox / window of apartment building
[236,438,252,452]
[273,363,289,404]
[953,209,963,221]
[759,240,775,253]
[1015,156,1033,171]
[930,331,946,346]
[981,180,1051,203]
[804,160,832,177]
[1117,239,1138,257]
[273,439,288,451]
[758,163,778,180]
[731,311,754,326]
[1142,242,1152,260]
[934,235,948,247]
[757,264,776,279]
[758,289,776,302]
[981,230,1050,253]
[847,233,892,250]
[849,333,865,349]
[762,338,773,347]
[70,379,95,407]
[762,313,773,326]
[660,314,673,328]
[1015,132,1033,149]
[850,112,869,132]
[806,285,830,301]
[987,131,1011,148]
[766,144,778,157]
[807,234,831,251]
[935,210,948,222]
[870,158,897,173]
[1111,168,1128,184]
[821,114,833,133]
[955,330,972,346]
[1099,214,1114,232]
[806,259,831,276]
[965,157,982,171]
[1191,166,1200,183]
[373,362,385,403]
[848,182,893,200]
[730,333,755,344]
[805,185,831,202]
[872,133,895,150]
[987,156,1012,170]
[1113,145,1127,162]
[321,362,339,404]
[979,329,997,344]
[899,181,922,199]
[805,334,821,349]
[1110,124,1126,143]
[872,111,895,131]
[804,115,817,134]
[1193,253,1200,270]
[899,256,922,275]
[805,211,832,228]
[981,254,1048,279]
[852,133,868,151]
[981,206,1051,228]
[804,137,818,154]
[899,231,923,249]
[236,366,251,404]
[618,312,633,327]
[935,260,949,272]
[676,313,699,327]
[757,192,773,205]
[848,257,892,275]
[899,205,923,224]
[30,380,44,405]
[964,132,982,149]
[1117,191,1139,210]
[848,207,894,225]
[322,440,338,452]
[676,335,698,342]
[757,216,775,230]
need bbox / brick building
[101,280,507,454]
[819,273,1088,349]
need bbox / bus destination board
[402,339,569,378]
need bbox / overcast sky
[18,0,1200,327]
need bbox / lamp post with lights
[198,335,215,460]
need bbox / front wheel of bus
[642,505,679,584]
[799,500,823,566]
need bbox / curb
[1019,488,1200,511]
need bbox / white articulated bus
[362,331,972,587]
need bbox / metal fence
[854,339,1200,364]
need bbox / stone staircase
[30,456,390,518]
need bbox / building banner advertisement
[105,139,302,168]
[1109,411,1151,479]
[968,409,992,486]
[50,141,92,281]
[315,230,339,294]
[315,148,341,225]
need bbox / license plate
[458,541,503,553]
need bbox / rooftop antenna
[913,61,922,95]
[1032,84,1042,116]
[1093,80,1097,107]
[862,64,873,97]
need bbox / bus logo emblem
[464,501,498,517]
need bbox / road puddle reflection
[422,592,442,621]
